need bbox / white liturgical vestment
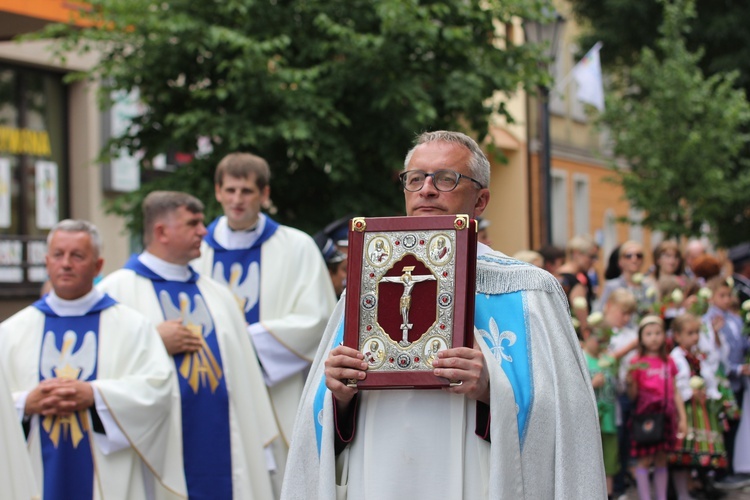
[0,362,37,499]
[0,289,184,499]
[282,247,607,499]
[98,253,281,499]
[193,214,336,445]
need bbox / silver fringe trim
[476,252,561,295]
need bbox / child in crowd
[669,313,727,498]
[627,316,687,500]
[583,326,619,498]
[703,277,745,481]
[654,275,690,333]
[603,289,640,497]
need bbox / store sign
[0,127,51,157]
[0,158,9,228]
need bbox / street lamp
[523,12,565,247]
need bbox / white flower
[742,299,750,312]
[588,311,604,326]
[571,317,581,329]
[632,273,644,285]
[689,376,705,390]
[646,286,657,299]
[572,296,588,310]
[598,357,613,369]
[671,288,684,304]
[727,276,735,288]
[746,312,750,323]
[698,287,712,300]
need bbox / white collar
[477,242,492,257]
[213,214,267,250]
[138,251,192,282]
[46,288,105,317]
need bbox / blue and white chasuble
[34,294,116,500]
[123,256,232,500]
[203,216,279,324]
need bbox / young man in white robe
[98,191,281,500]
[0,219,184,499]
[191,152,337,447]
[281,131,607,499]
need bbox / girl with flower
[627,316,687,500]
[734,298,750,477]
[583,325,619,497]
[669,313,727,497]
[601,289,641,495]
[704,278,748,480]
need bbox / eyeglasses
[623,252,644,260]
[399,169,484,192]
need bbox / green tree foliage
[568,0,750,91]
[600,0,750,246]
[38,0,552,235]
[570,0,750,247]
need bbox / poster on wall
[0,158,10,228]
[0,240,23,282]
[35,160,59,230]
[27,240,48,283]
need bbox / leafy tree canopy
[600,0,750,247]
[37,0,553,235]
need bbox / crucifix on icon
[379,265,436,346]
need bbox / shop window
[0,65,67,296]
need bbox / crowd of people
[518,235,750,499]
[5,129,748,500]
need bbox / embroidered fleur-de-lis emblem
[476,317,516,364]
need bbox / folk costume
[192,213,337,444]
[98,253,280,500]
[0,289,184,499]
[281,247,607,499]
[628,354,682,460]
[669,346,727,470]
[0,362,37,500]
[735,376,750,473]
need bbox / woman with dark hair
[557,235,598,337]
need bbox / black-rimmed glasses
[399,169,484,192]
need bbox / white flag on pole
[572,42,604,111]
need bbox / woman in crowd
[599,240,653,317]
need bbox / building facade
[0,1,132,318]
